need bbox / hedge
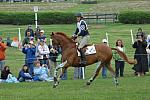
[118,11,150,24]
[0,12,75,25]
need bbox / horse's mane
[55,32,75,43]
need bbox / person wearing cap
[22,41,36,75]
[72,12,90,66]
[38,30,47,43]
[0,37,7,74]
[101,39,108,78]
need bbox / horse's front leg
[53,60,67,88]
[87,62,103,85]
[57,67,67,81]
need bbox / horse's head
[50,32,75,46]
[50,32,60,46]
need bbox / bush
[118,11,150,24]
[0,12,75,25]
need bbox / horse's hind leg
[106,63,119,85]
[86,62,103,85]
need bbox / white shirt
[37,43,50,59]
[116,46,125,52]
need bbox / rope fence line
[4,53,150,61]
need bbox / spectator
[22,31,32,46]
[0,37,7,74]
[74,67,84,79]
[101,39,108,78]
[37,40,50,65]
[11,37,19,48]
[48,44,60,77]
[132,34,149,76]
[25,25,34,37]
[40,64,53,81]
[1,65,18,83]
[1,66,11,80]
[136,28,147,40]
[34,26,41,41]
[33,61,52,81]
[17,65,33,82]
[38,30,47,43]
[22,41,36,75]
[6,37,12,47]
[33,61,42,81]
[146,35,150,67]
[113,39,125,77]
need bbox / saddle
[77,44,96,56]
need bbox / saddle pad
[77,44,96,56]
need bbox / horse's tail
[111,48,137,65]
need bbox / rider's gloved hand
[72,34,77,38]
[71,34,77,40]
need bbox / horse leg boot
[106,63,119,86]
[53,67,60,88]
[78,48,87,66]
[53,61,68,88]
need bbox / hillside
[0,0,149,13]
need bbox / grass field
[0,0,150,13]
[0,0,150,99]
[0,23,150,100]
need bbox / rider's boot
[78,48,87,66]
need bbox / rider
[72,12,90,66]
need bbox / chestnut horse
[51,32,136,88]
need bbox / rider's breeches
[78,35,90,49]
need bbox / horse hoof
[53,84,57,88]
[116,83,119,86]
[86,82,91,85]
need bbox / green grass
[0,23,150,100]
[0,0,150,13]
[0,76,150,100]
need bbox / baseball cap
[40,30,44,33]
